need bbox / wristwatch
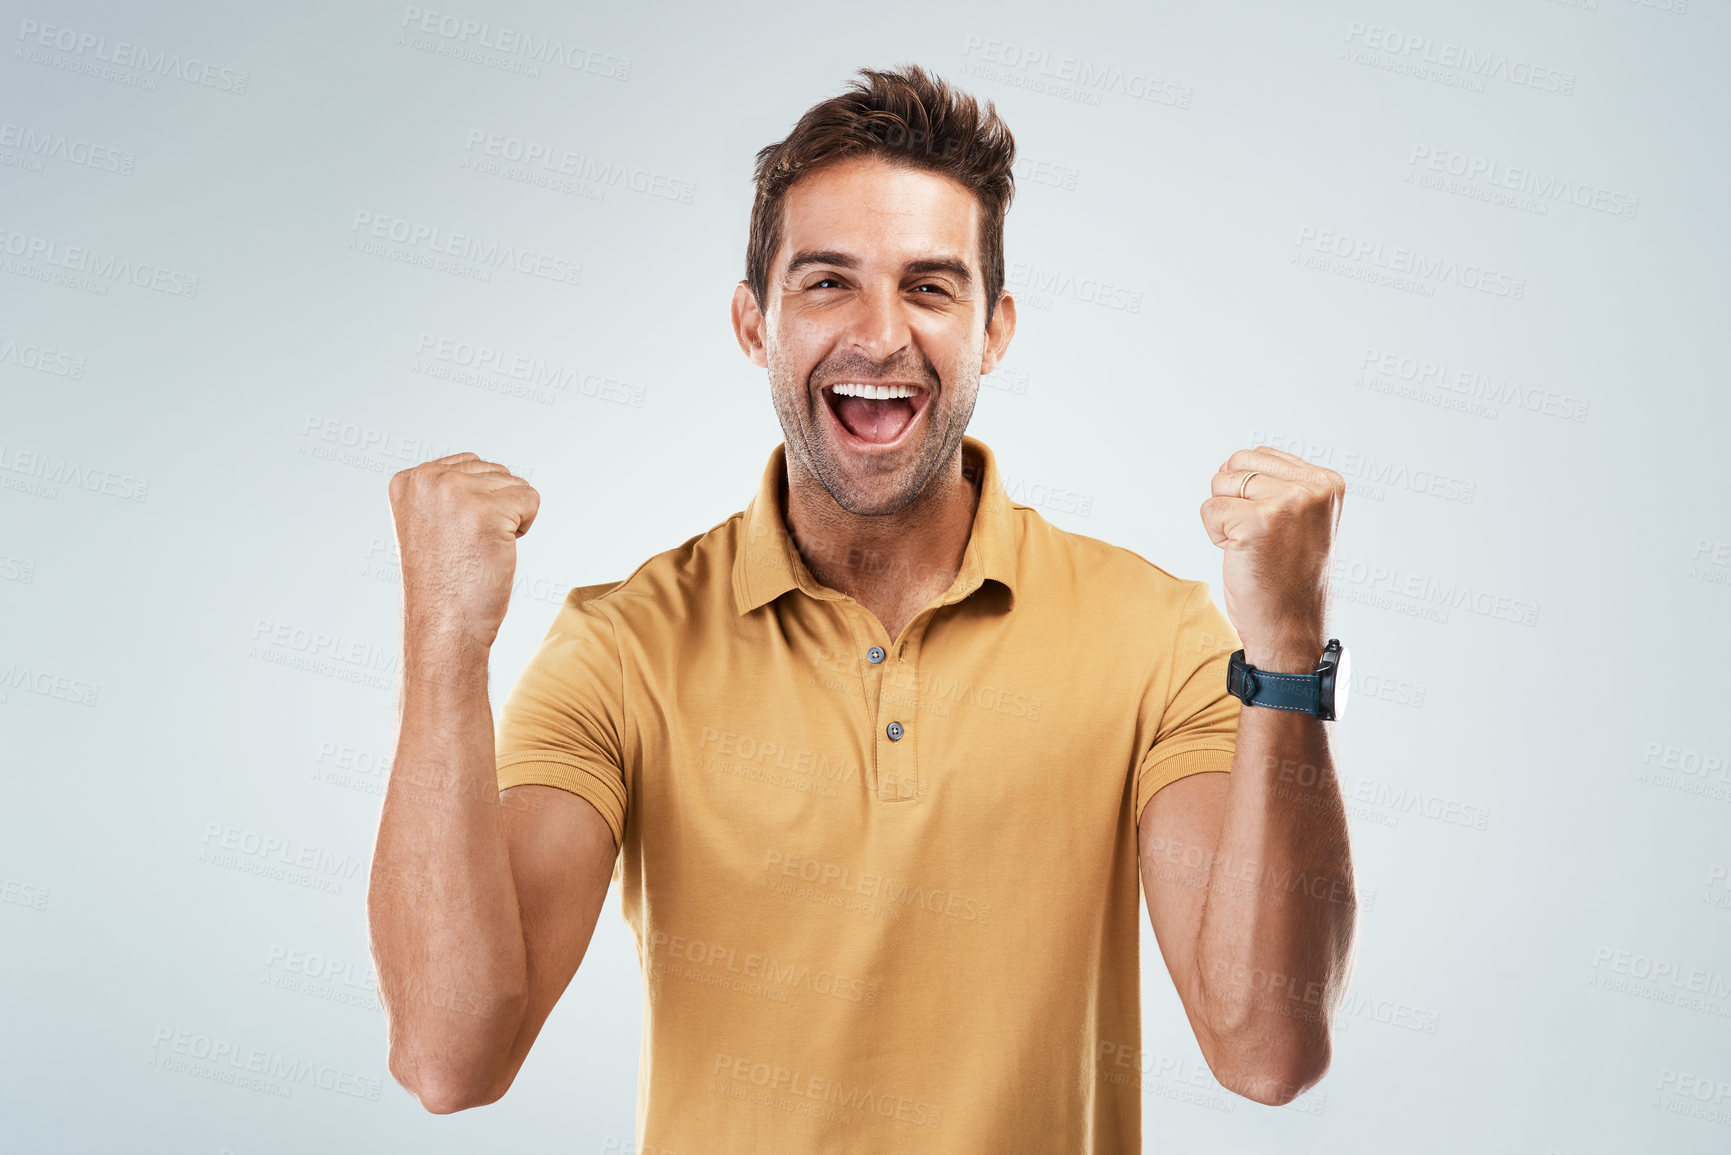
[1227,639,1350,721]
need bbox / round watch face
[1331,645,1351,720]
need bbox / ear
[731,281,769,368]
[979,291,1017,377]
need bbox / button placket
[875,617,928,802]
[838,610,894,801]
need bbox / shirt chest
[623,598,1146,862]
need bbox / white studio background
[3,1,1727,1152]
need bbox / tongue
[835,396,915,444]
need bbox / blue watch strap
[1227,650,1322,714]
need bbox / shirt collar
[733,434,1018,616]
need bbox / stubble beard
[768,346,979,519]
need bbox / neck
[781,446,981,607]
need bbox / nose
[842,280,914,366]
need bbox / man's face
[733,155,1015,517]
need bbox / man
[368,64,1358,1152]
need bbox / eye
[912,283,951,296]
[810,276,843,289]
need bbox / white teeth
[829,382,920,400]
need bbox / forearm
[1191,646,1357,1100]
[367,631,529,1108]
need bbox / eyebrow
[783,249,974,286]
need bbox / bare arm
[1140,442,1359,1105]
[1138,689,1357,1107]
[366,453,618,1113]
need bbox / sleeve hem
[1135,743,1236,822]
[497,753,626,848]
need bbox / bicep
[1138,770,1230,1038]
[494,784,619,1083]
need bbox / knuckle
[432,468,467,493]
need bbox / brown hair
[746,64,1017,329]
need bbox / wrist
[402,621,494,689]
[404,602,500,648]
[1241,639,1325,675]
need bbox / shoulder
[1011,503,1207,613]
[552,510,746,628]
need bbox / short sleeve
[495,582,629,847]
[1134,580,1242,823]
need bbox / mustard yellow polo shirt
[495,433,1242,1152]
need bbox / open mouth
[820,381,932,450]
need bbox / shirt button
[867,646,885,664]
[886,721,904,741]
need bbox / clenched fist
[387,452,540,650]
[1199,444,1344,673]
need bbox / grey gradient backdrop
[3,1,1728,1152]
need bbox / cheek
[768,319,827,375]
[761,335,803,382]
[931,337,986,383]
